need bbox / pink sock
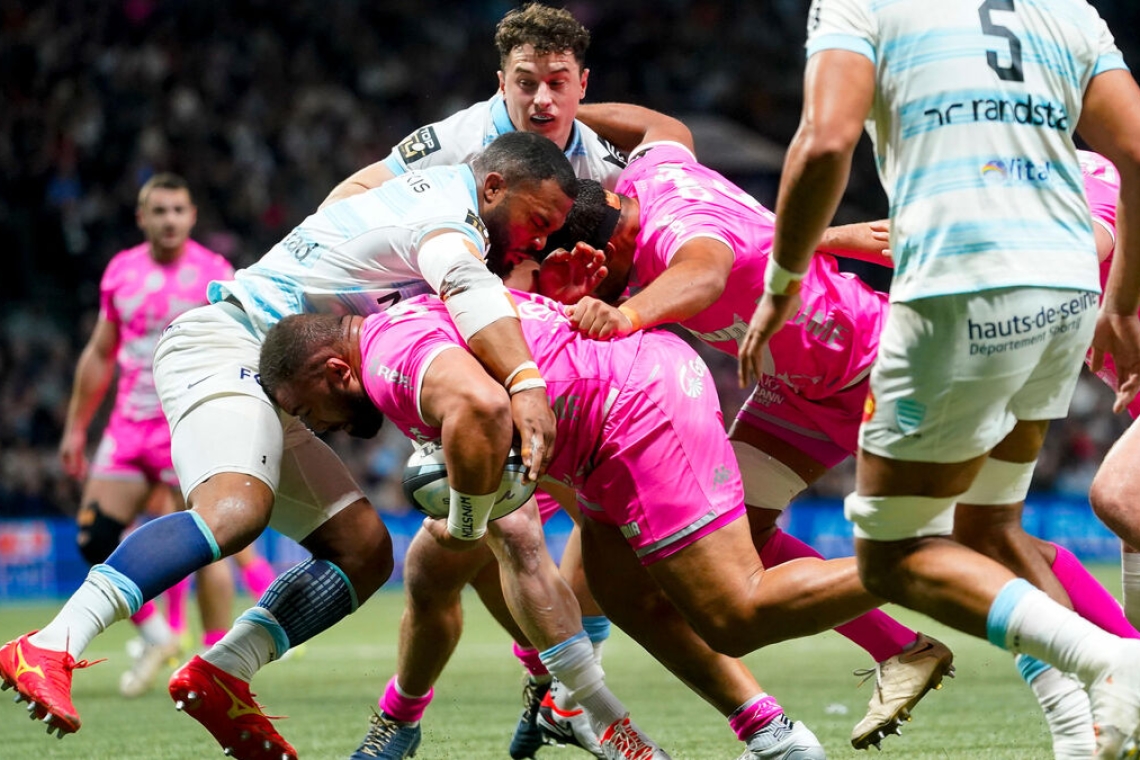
[1051,542,1140,639]
[165,576,191,636]
[728,694,783,741]
[760,528,917,662]
[380,676,434,723]
[512,641,550,678]
[130,599,159,626]
[240,556,276,599]
[202,629,227,648]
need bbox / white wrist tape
[763,259,805,296]
[505,361,539,388]
[418,231,518,340]
[509,378,548,396]
[447,489,497,540]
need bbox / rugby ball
[402,440,536,520]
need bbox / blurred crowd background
[1,0,1137,518]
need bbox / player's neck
[341,315,365,381]
[148,241,187,265]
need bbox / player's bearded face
[342,388,385,439]
[483,180,573,270]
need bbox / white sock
[136,612,175,647]
[592,639,606,664]
[998,581,1125,683]
[541,633,625,735]
[30,572,131,658]
[1022,662,1095,760]
[203,618,276,683]
[1121,549,1140,630]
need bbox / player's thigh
[271,416,367,544]
[642,515,764,628]
[405,526,495,605]
[862,287,1095,464]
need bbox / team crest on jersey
[895,398,925,436]
[397,126,443,164]
[464,210,489,244]
[678,358,708,399]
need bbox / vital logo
[397,126,442,164]
[923,93,1069,131]
[980,158,1055,184]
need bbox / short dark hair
[494,3,590,69]
[137,172,191,208]
[471,131,578,200]
[541,178,617,256]
[258,313,343,402]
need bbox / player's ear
[483,172,507,204]
[325,356,354,390]
[579,67,589,98]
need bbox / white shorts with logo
[153,302,363,541]
[861,287,1098,463]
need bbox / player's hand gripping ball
[402,440,536,519]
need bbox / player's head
[471,131,577,271]
[259,314,385,439]
[495,3,590,150]
[543,178,635,302]
[136,172,196,259]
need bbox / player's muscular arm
[418,348,514,549]
[576,103,695,154]
[60,317,120,480]
[818,220,892,267]
[569,237,732,339]
[320,161,398,209]
[1079,69,1140,411]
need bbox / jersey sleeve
[360,301,462,442]
[1084,3,1128,76]
[805,0,877,63]
[98,257,123,326]
[381,102,489,176]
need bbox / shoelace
[604,720,657,760]
[358,711,415,755]
[853,664,884,691]
[519,678,548,721]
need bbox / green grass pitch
[3,566,1119,759]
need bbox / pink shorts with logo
[733,374,867,469]
[577,331,745,565]
[90,414,178,487]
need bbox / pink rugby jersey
[359,290,639,492]
[100,240,232,421]
[617,142,886,398]
[1078,150,1137,417]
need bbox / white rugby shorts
[153,302,362,540]
[860,286,1097,463]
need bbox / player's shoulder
[102,242,151,277]
[185,239,233,266]
[394,97,495,167]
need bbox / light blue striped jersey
[209,165,486,340]
[382,94,627,190]
[806,0,1127,301]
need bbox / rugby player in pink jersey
[1078,151,1140,633]
[534,105,949,750]
[56,173,262,698]
[257,292,901,760]
[548,108,1140,756]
